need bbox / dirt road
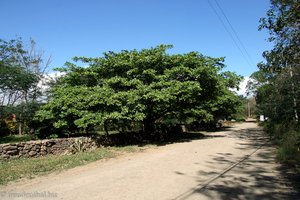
[0,122,298,200]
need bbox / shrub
[264,121,300,166]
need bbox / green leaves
[259,0,300,71]
[255,0,300,122]
[36,45,242,133]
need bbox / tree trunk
[289,66,298,121]
[18,122,22,135]
[104,121,109,137]
[143,119,155,135]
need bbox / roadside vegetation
[0,135,33,144]
[248,0,300,171]
[0,145,152,185]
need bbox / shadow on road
[174,123,300,200]
[93,128,229,148]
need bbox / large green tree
[36,45,242,135]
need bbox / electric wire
[207,0,253,67]
[213,0,255,66]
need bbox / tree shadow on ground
[92,131,227,148]
[172,125,300,200]
[91,126,232,148]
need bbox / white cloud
[46,71,66,80]
[233,76,250,96]
[38,72,66,92]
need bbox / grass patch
[109,145,154,153]
[277,145,299,165]
[0,135,33,144]
[0,145,152,185]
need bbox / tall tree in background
[257,0,300,122]
[248,0,300,165]
[0,38,50,134]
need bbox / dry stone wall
[0,137,97,159]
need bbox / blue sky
[0,0,271,77]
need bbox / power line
[207,0,253,67]
[213,0,254,66]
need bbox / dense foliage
[249,0,300,166]
[36,45,242,137]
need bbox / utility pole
[247,101,251,118]
[289,65,298,122]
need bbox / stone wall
[0,137,97,159]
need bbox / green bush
[264,121,300,166]
[281,128,300,163]
[0,135,33,144]
[0,119,9,136]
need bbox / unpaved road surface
[0,122,299,200]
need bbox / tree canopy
[0,38,49,135]
[36,45,242,135]
[0,38,49,106]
